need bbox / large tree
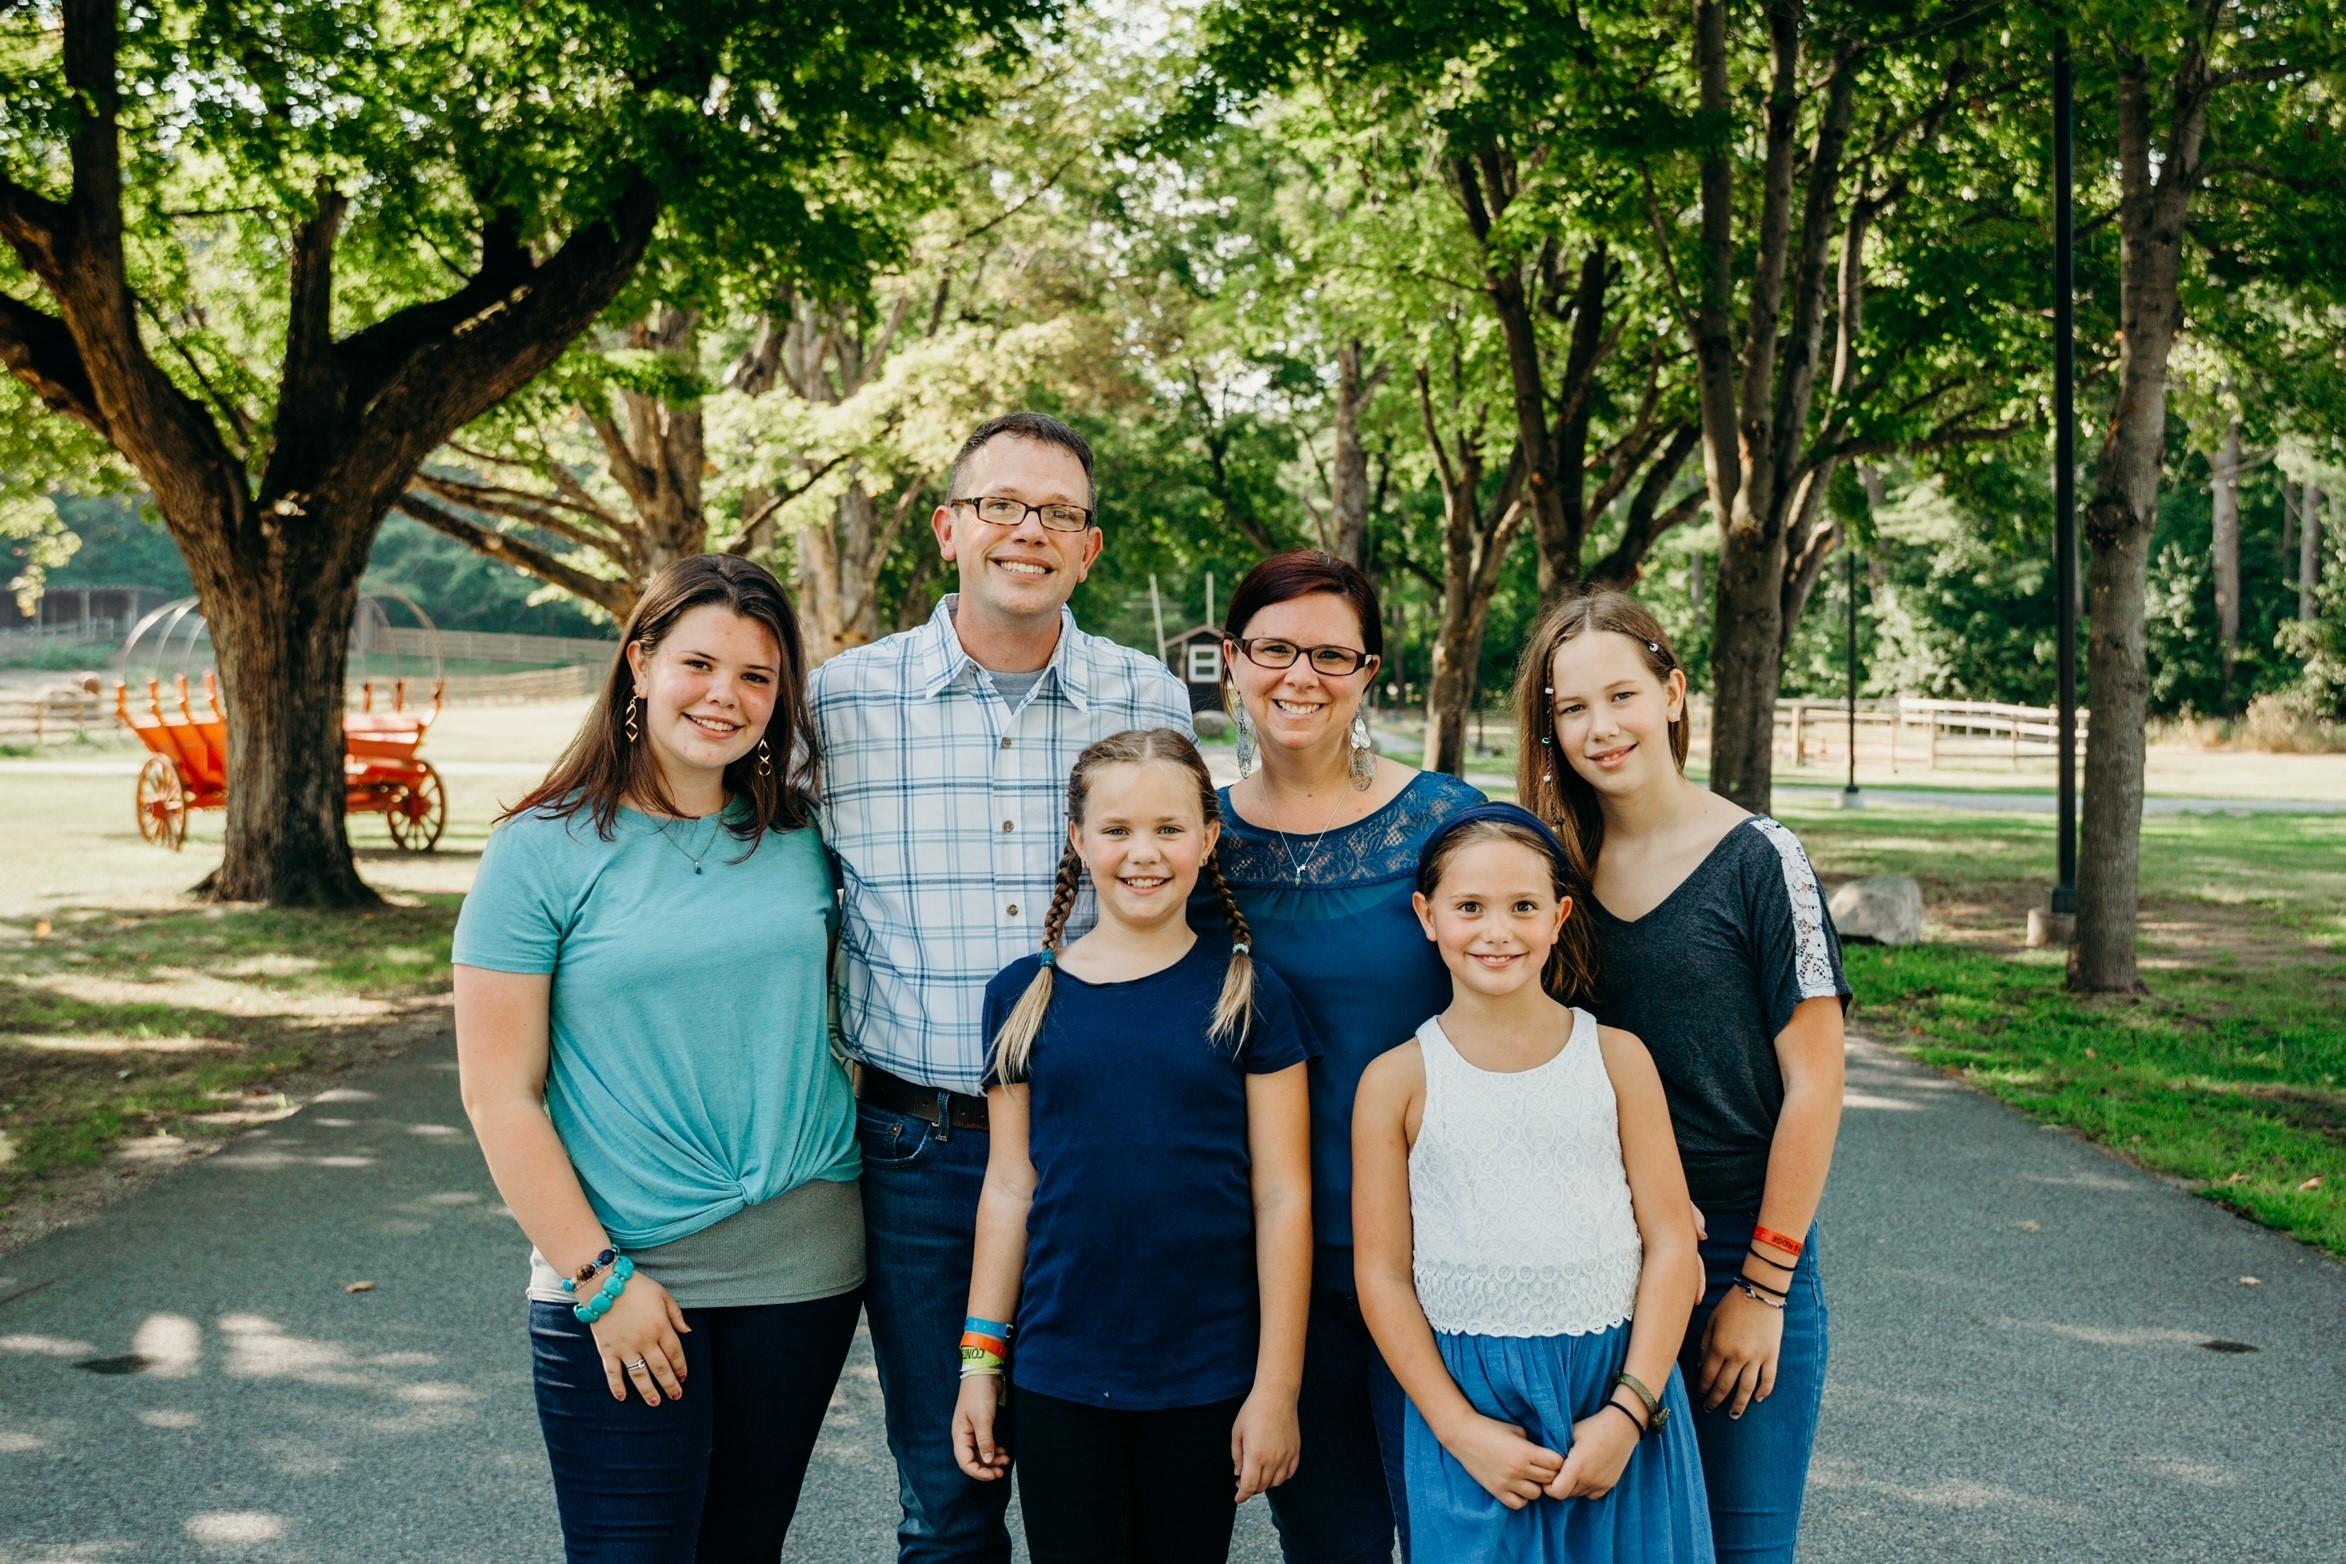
[2063,0,2346,990]
[0,0,1035,904]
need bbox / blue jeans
[530,1288,862,1563]
[857,1102,1014,1564]
[1681,1218,1829,1564]
[1265,1288,1410,1564]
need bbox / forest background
[4,0,2344,989]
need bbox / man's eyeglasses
[951,495,1095,534]
[1230,637,1380,677]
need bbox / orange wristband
[1753,1225,1804,1258]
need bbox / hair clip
[1038,949,1057,968]
[1646,641,1660,655]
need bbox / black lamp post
[1841,536,1863,808]
[2053,31,2079,921]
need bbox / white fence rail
[1685,695,2091,771]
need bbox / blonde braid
[991,846,1087,1082]
[1203,853,1257,1047]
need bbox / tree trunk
[185,509,376,904]
[796,480,904,662]
[1707,526,1789,808]
[2210,417,2242,691]
[2302,481,2326,622]
[1330,340,1373,567]
[1422,551,1496,779]
[2071,47,2209,995]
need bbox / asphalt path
[1,1033,2339,1563]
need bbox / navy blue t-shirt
[982,939,1320,1411]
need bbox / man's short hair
[949,412,1098,517]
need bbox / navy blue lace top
[1202,769,1485,1284]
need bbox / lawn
[1780,804,2346,1257]
[2,698,2339,1260]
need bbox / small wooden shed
[1162,624,1227,715]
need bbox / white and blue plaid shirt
[812,595,1195,1094]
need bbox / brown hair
[990,728,1256,1080]
[503,554,819,848]
[1512,587,1689,898]
[1416,815,1599,1004]
[950,411,1098,515]
[1221,550,1384,655]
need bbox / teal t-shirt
[453,801,858,1250]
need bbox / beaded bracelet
[561,1248,620,1293]
[573,1254,637,1324]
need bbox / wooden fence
[361,626,617,666]
[1,664,604,746]
[1685,695,2090,771]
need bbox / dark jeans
[1264,1289,1409,1564]
[1682,1218,1830,1564]
[1016,1388,1249,1564]
[529,1287,862,1563]
[857,1102,1015,1563]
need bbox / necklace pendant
[694,864,704,875]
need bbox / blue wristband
[573,1254,637,1324]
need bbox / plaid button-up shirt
[812,595,1195,1094]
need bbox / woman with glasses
[1205,551,1483,1564]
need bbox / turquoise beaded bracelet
[573,1254,637,1324]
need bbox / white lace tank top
[1408,1008,1644,1337]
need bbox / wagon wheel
[135,755,189,851]
[386,761,448,853]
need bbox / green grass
[0,897,458,1218]
[1780,804,2346,1256]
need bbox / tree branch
[0,290,108,434]
[393,492,633,616]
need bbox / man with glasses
[812,412,1192,1563]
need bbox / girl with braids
[951,728,1319,1564]
[1515,588,1848,1563]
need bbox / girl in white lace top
[1353,804,1713,1562]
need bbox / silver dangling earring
[1348,713,1375,791]
[625,690,642,744]
[755,738,773,778]
[1234,704,1258,778]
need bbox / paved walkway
[1,1033,2339,1563]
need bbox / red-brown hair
[503,554,819,849]
[1222,550,1384,655]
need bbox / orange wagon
[118,671,448,853]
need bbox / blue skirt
[1403,1320,1714,1563]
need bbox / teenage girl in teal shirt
[455,556,860,1563]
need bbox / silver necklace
[655,811,725,875]
[1270,788,1349,888]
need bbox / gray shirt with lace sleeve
[1588,815,1851,1215]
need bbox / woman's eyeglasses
[1230,637,1378,677]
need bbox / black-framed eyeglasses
[951,494,1095,533]
[1230,637,1380,677]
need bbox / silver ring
[624,1356,649,1373]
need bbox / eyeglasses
[951,495,1095,534]
[1231,637,1379,677]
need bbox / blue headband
[1418,801,1573,885]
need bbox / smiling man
[810,412,1192,1564]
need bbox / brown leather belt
[854,1062,990,1132]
